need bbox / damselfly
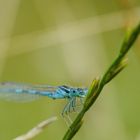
[0,82,88,116]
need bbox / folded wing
[0,82,58,102]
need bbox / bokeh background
[0,0,140,140]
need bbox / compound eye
[73,90,76,93]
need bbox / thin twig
[14,116,57,140]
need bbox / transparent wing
[0,82,58,102]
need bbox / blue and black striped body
[0,82,88,114]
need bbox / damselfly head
[76,88,88,97]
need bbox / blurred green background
[0,0,140,140]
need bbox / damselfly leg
[61,97,84,126]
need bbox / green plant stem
[63,22,140,140]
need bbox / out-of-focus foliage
[0,0,140,140]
